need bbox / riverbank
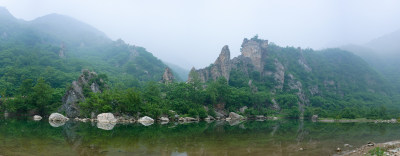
[343,140,400,156]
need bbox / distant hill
[0,7,172,96]
[164,62,189,81]
[342,29,400,93]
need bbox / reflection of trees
[63,121,110,156]
[2,119,400,156]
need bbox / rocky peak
[241,36,268,72]
[187,67,198,82]
[60,69,105,118]
[215,45,230,65]
[161,67,174,84]
[211,45,231,81]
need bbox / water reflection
[96,122,116,130]
[1,118,400,156]
[49,120,66,127]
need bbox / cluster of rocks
[374,119,397,123]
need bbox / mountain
[0,7,171,96]
[189,36,396,117]
[342,29,400,93]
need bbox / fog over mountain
[1,0,400,69]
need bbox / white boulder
[33,115,42,121]
[49,113,69,122]
[97,113,117,123]
[138,116,154,126]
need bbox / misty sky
[1,0,400,69]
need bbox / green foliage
[3,78,60,116]
[368,147,385,156]
[207,107,216,118]
[276,94,298,109]
[287,106,300,119]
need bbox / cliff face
[188,36,309,112]
[60,70,105,118]
[195,45,232,82]
[193,37,269,83]
[161,67,174,84]
[241,37,268,72]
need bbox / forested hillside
[188,36,397,119]
[342,30,400,94]
[0,7,168,96]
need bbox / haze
[1,0,400,69]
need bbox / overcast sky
[1,0,400,69]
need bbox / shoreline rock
[138,116,154,126]
[229,112,245,120]
[33,115,42,121]
[49,113,69,122]
[97,113,117,123]
[49,113,69,127]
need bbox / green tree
[31,78,54,115]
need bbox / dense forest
[0,7,399,120]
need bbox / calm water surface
[1,118,400,156]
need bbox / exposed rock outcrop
[187,36,318,117]
[60,70,106,118]
[241,37,268,72]
[161,67,174,84]
[195,45,231,82]
[189,37,269,83]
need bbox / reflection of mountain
[63,122,107,156]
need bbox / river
[1,118,400,156]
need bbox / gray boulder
[49,113,68,127]
[229,112,245,120]
[138,116,154,126]
[49,113,69,122]
[33,115,42,121]
[97,113,117,123]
